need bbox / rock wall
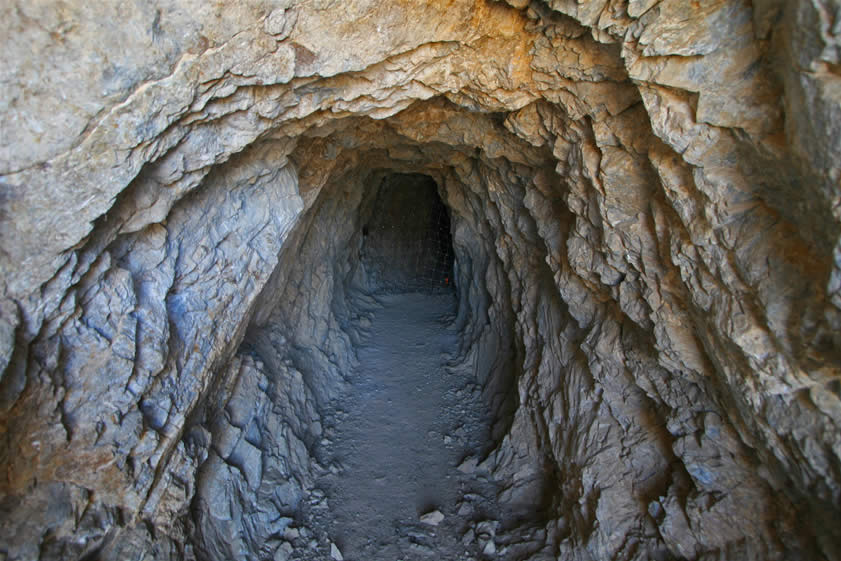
[2,1,841,560]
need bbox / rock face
[1,1,841,560]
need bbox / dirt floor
[288,291,505,561]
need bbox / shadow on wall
[360,173,454,293]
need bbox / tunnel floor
[295,291,505,561]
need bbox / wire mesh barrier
[360,174,455,293]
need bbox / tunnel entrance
[360,173,454,293]
[215,167,540,561]
[241,172,524,560]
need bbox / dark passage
[224,168,544,561]
[360,174,454,293]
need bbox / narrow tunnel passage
[217,169,543,560]
[5,3,841,560]
[287,173,518,560]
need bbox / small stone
[330,542,344,560]
[483,540,497,555]
[264,8,298,39]
[476,520,499,537]
[273,542,294,561]
[420,509,445,526]
[457,457,478,474]
[409,542,435,555]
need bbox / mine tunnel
[2,2,841,561]
[187,159,534,560]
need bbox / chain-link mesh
[404,197,454,292]
[360,175,454,293]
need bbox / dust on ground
[284,291,505,561]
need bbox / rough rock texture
[2,0,841,560]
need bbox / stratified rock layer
[1,1,840,560]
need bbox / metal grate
[360,175,455,294]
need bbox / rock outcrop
[2,1,841,559]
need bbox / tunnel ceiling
[2,1,841,560]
